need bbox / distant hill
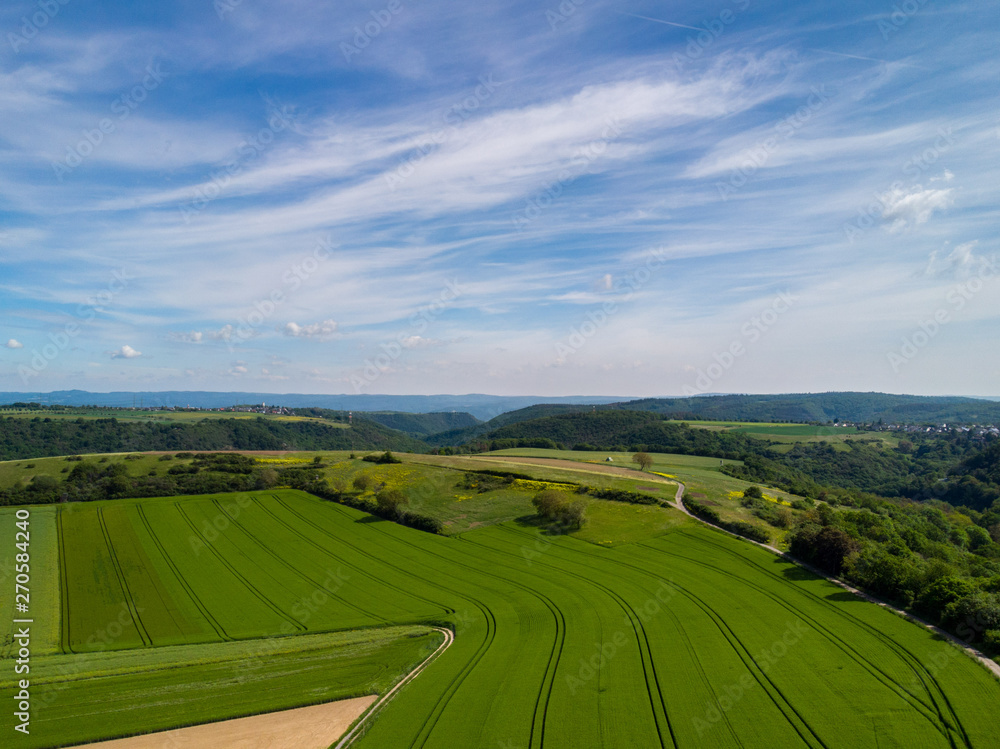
[352,411,480,438]
[422,392,1000,447]
[0,414,423,461]
[423,403,596,446]
[0,391,626,421]
[466,410,764,459]
[606,393,1000,425]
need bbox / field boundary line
[334,626,454,749]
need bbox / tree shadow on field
[779,565,820,583]
[513,514,574,536]
[825,591,866,604]
[356,515,385,524]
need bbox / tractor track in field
[55,508,73,653]
[448,534,570,749]
[134,504,231,641]
[650,532,974,747]
[640,539,969,747]
[269,495,454,617]
[271,494,479,748]
[307,502,500,749]
[506,522,825,748]
[474,527,676,748]
[505,454,998,684]
[357,514,567,749]
[656,575,828,749]
[96,507,153,646]
[173,501,306,633]
[211,498,387,625]
[498,523,745,747]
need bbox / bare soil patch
[71,695,376,749]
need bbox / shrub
[362,451,402,464]
[684,496,769,545]
[460,472,514,493]
[532,489,586,531]
[397,511,443,534]
[983,630,1000,653]
[353,473,374,492]
[375,488,409,518]
[589,488,658,505]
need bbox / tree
[256,468,278,489]
[375,487,409,518]
[743,485,764,499]
[632,452,653,471]
[352,473,374,492]
[554,499,586,530]
[966,525,993,552]
[532,489,564,519]
[917,576,977,621]
[532,489,587,531]
[813,526,860,574]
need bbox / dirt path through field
[334,626,454,748]
[72,695,377,749]
[469,455,681,485]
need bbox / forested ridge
[0,414,423,460]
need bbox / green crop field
[665,420,902,450]
[3,489,999,748]
[5,626,441,748]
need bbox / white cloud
[261,367,290,380]
[167,331,204,343]
[5,339,23,349]
[923,241,994,278]
[400,335,442,349]
[880,184,953,231]
[109,345,142,359]
[283,319,338,338]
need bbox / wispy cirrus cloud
[0,0,997,395]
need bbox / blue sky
[1,0,997,397]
